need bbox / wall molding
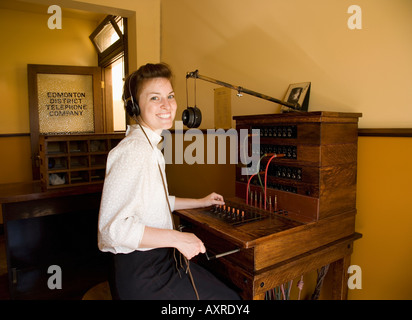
[1,129,412,138]
[358,129,412,137]
[0,133,30,138]
[169,129,412,137]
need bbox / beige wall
[161,0,412,129]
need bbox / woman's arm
[139,193,226,259]
[173,192,225,211]
[139,193,225,259]
[139,226,206,260]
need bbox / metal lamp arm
[186,70,300,111]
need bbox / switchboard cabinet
[234,111,362,222]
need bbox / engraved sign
[37,73,95,133]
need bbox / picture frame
[281,82,311,112]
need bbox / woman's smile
[156,112,172,119]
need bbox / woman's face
[137,77,177,134]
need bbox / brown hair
[123,63,173,117]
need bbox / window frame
[89,15,128,70]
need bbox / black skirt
[109,248,240,300]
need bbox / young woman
[98,63,239,300]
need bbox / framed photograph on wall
[281,82,311,112]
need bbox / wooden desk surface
[175,198,304,249]
[0,181,103,204]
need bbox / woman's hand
[139,227,205,260]
[174,192,225,211]
[198,192,225,207]
[174,231,206,260]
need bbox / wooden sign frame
[28,64,103,179]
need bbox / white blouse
[98,124,175,254]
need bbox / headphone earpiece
[125,96,140,117]
[124,73,140,117]
[182,106,202,128]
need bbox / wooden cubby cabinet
[39,133,125,189]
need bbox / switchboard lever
[205,248,241,260]
[263,153,286,158]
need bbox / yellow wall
[0,0,161,185]
[0,0,160,220]
[0,137,32,184]
[72,0,161,70]
[0,4,100,135]
[161,0,412,300]
[0,4,100,184]
[352,136,412,299]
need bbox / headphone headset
[182,106,202,128]
[182,73,202,128]
[124,72,140,117]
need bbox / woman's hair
[123,63,173,117]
